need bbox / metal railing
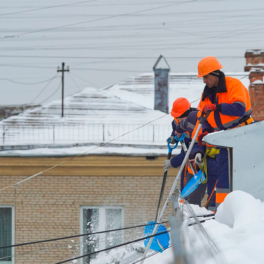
[0,123,172,145]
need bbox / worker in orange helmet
[165,97,218,208]
[197,56,253,209]
[165,98,211,206]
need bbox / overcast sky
[0,0,264,105]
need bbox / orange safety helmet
[171,97,191,118]
[197,56,223,78]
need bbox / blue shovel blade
[144,221,170,252]
[181,170,205,198]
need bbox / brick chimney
[249,68,264,121]
[245,49,264,71]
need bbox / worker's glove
[163,160,172,171]
[194,153,204,166]
[197,131,209,146]
[203,104,216,114]
[166,136,176,144]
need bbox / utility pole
[57,62,70,118]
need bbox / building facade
[0,155,179,264]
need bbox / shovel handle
[200,110,211,124]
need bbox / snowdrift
[188,190,264,264]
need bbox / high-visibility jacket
[174,110,204,175]
[199,75,252,132]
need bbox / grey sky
[0,0,263,105]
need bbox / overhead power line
[1,0,194,39]
[39,83,61,105]
[72,67,144,73]
[0,55,243,59]
[0,221,168,250]
[67,72,81,92]
[55,230,169,264]
[70,71,99,87]
[30,74,59,103]
[0,76,59,85]
[0,0,98,17]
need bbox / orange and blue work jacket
[171,109,204,176]
[199,74,252,133]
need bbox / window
[80,206,123,264]
[0,206,14,264]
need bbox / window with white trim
[0,206,14,264]
[80,206,123,264]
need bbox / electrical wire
[0,0,98,17]
[1,1,194,39]
[38,83,61,105]
[69,71,99,87]
[0,76,59,85]
[54,230,169,264]
[0,221,169,250]
[30,74,59,103]
[67,72,81,92]
[0,227,154,261]
[0,63,54,69]
[137,19,264,57]
[0,55,244,59]
[72,67,145,73]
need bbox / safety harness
[198,147,220,184]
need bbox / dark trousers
[215,148,230,208]
[206,157,218,210]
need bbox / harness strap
[198,147,220,184]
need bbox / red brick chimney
[249,68,264,121]
[245,49,264,71]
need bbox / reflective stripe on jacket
[175,110,203,143]
[199,76,252,131]
[174,110,204,175]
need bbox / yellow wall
[0,155,179,264]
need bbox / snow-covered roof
[252,80,264,85]
[1,87,168,126]
[246,49,264,55]
[2,72,249,127]
[0,72,250,156]
[107,72,249,111]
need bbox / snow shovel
[154,133,186,222]
[146,134,185,252]
[141,111,211,264]
[143,221,170,252]
[181,170,206,198]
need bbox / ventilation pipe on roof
[153,55,170,114]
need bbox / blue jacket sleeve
[220,102,245,116]
[202,120,214,133]
[170,147,185,168]
[171,120,176,136]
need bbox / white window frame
[0,206,15,264]
[80,206,124,264]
